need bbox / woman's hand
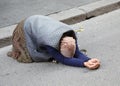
[84,58,100,70]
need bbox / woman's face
[60,36,76,57]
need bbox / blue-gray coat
[23,15,76,62]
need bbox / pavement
[0,0,100,28]
[0,0,120,86]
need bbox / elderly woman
[8,15,100,70]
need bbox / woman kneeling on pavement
[7,15,100,70]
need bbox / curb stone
[78,0,120,18]
[49,0,120,24]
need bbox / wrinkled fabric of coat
[23,15,76,61]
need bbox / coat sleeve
[74,43,90,62]
[24,32,50,62]
[44,45,90,67]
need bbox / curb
[49,0,120,24]
[0,0,120,48]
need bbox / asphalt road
[0,9,120,86]
[0,0,100,28]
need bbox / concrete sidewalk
[0,8,120,86]
[0,0,100,28]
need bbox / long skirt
[7,20,33,63]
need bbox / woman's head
[60,36,76,57]
[59,30,77,57]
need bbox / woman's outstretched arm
[44,45,89,67]
[74,43,90,61]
